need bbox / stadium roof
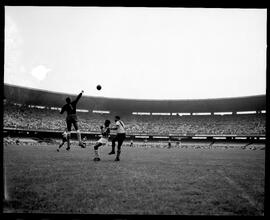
[4,84,266,113]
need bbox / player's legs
[115,134,126,161]
[109,135,118,155]
[66,132,71,150]
[57,140,65,151]
[59,142,65,148]
[72,118,86,148]
[66,119,72,150]
[93,142,102,161]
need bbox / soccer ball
[96,85,102,90]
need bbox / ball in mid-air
[96,85,102,90]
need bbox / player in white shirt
[108,116,126,161]
[93,120,111,161]
[57,129,69,151]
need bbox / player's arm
[60,105,66,114]
[74,90,84,104]
[110,122,119,130]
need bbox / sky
[4,7,267,100]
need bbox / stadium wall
[3,128,266,144]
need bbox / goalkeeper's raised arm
[74,90,84,105]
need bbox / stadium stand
[4,102,265,136]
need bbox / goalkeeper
[60,90,86,149]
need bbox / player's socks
[94,149,99,158]
[77,130,82,142]
[66,132,71,150]
[58,143,63,151]
[115,150,121,161]
[108,145,115,154]
[77,130,86,148]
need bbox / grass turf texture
[3,143,264,215]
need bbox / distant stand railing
[3,127,266,143]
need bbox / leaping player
[60,90,86,150]
[93,119,111,161]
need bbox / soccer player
[93,119,111,161]
[108,116,126,161]
[60,90,86,149]
[57,129,69,151]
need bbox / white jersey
[97,137,108,145]
[62,131,68,139]
[116,120,125,134]
[97,127,110,145]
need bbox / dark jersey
[62,131,68,141]
[101,127,110,138]
[60,92,82,115]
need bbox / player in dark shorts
[60,90,86,149]
[57,129,69,151]
[93,119,111,161]
[108,116,126,161]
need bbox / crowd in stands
[124,114,265,135]
[4,102,266,136]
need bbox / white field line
[216,169,262,211]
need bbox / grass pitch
[3,143,265,215]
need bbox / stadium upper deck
[4,84,266,114]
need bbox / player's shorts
[62,137,68,142]
[66,114,78,131]
[66,114,78,123]
[114,133,126,143]
[97,137,108,145]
